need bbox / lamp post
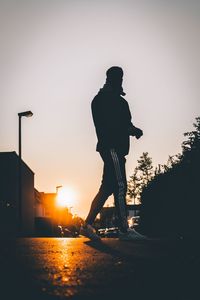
[18,110,33,234]
[56,185,62,195]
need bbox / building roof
[0,151,35,175]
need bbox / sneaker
[80,224,101,241]
[119,228,147,241]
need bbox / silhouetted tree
[127,168,140,204]
[137,152,154,185]
[182,117,200,153]
[139,117,200,238]
[154,164,162,176]
[161,155,181,173]
[127,152,154,204]
[181,116,200,170]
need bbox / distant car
[54,225,63,237]
[104,227,119,238]
[61,226,79,237]
[62,227,73,237]
[98,228,106,237]
[129,216,140,228]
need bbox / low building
[34,191,55,236]
[0,151,35,236]
[34,188,45,217]
[34,192,73,236]
[42,192,57,218]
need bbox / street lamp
[18,111,33,159]
[18,110,33,234]
[56,185,63,194]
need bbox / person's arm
[128,124,143,139]
[126,101,143,139]
[92,97,116,147]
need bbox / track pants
[85,149,128,232]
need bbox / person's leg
[87,149,146,241]
[85,151,114,225]
[81,151,114,240]
[108,150,147,240]
[85,187,112,225]
[110,149,128,233]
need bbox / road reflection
[16,237,112,298]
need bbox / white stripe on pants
[110,149,128,231]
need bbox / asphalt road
[0,237,199,300]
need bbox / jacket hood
[99,82,126,96]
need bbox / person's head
[106,66,123,87]
[105,66,125,95]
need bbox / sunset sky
[1,0,200,217]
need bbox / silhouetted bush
[139,117,200,238]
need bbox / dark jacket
[92,90,136,156]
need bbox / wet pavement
[0,237,200,299]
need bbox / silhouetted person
[81,66,146,240]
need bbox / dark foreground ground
[0,237,200,300]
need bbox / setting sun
[57,187,77,208]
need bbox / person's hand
[135,127,143,139]
[129,125,143,139]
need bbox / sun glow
[57,187,77,208]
